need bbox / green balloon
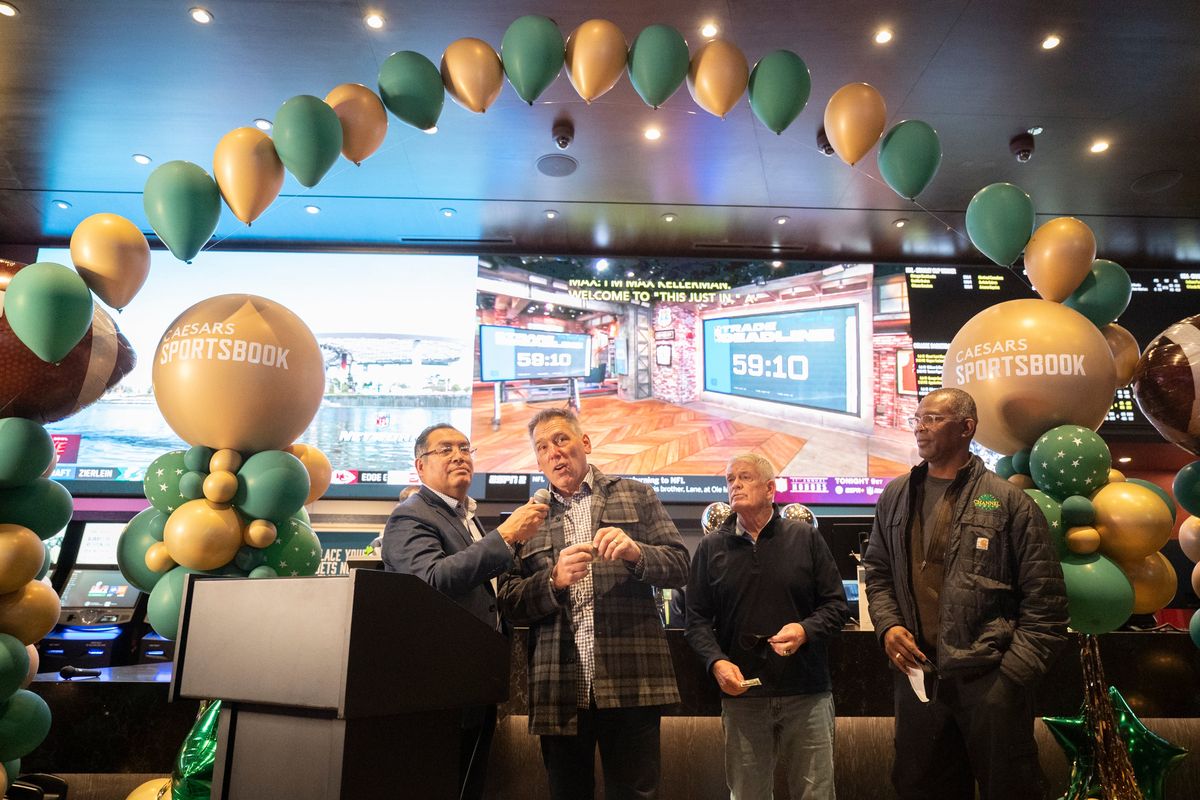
[1011,448,1033,476]
[248,565,278,579]
[1030,424,1111,501]
[3,262,94,364]
[184,445,215,473]
[0,478,73,540]
[1061,552,1133,634]
[293,505,311,525]
[1064,259,1133,328]
[627,25,690,109]
[1024,489,1065,557]
[965,182,1035,267]
[1060,494,1096,528]
[179,470,206,501]
[2,759,18,794]
[262,517,322,577]
[747,49,810,134]
[0,418,54,488]
[146,566,194,639]
[1127,478,1175,519]
[1172,461,1200,517]
[117,507,169,593]
[994,455,1015,479]
[877,120,942,199]
[1191,609,1200,648]
[143,161,221,263]
[273,95,343,188]
[0,690,52,762]
[378,51,444,131]
[233,545,267,572]
[172,699,222,800]
[37,542,50,581]
[143,450,189,514]
[501,15,565,105]
[235,450,310,522]
[0,633,30,701]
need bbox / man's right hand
[712,659,748,696]
[882,626,927,672]
[551,543,593,590]
[498,500,550,545]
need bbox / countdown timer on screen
[479,324,592,381]
[702,306,859,414]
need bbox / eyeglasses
[417,444,477,459]
[907,414,960,428]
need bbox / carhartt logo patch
[974,494,1000,511]
[976,537,990,551]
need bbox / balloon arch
[1,12,1197,799]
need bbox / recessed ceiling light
[700,22,718,38]
[544,209,558,220]
[132,154,152,165]
[626,271,635,278]
[596,258,610,271]
[1117,456,1132,464]
[304,205,320,215]
[1041,34,1061,50]
[874,29,893,45]
[51,199,71,210]
[774,216,789,225]
[0,3,19,18]
[254,118,273,131]
[1089,140,1110,154]
[893,218,909,228]
[1027,125,1044,136]
[189,7,213,24]
[644,127,662,141]
[364,12,385,30]
[661,213,677,223]
[771,260,783,268]
[423,126,438,135]
[440,207,456,217]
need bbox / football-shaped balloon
[1,259,136,423]
[1132,314,1200,455]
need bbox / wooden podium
[172,569,510,799]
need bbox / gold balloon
[687,39,749,118]
[942,299,1117,454]
[0,524,46,594]
[1093,481,1174,563]
[1065,525,1101,554]
[1179,515,1200,562]
[244,518,278,548]
[565,19,627,103]
[69,213,151,310]
[1120,551,1176,613]
[209,448,243,474]
[1107,468,1126,483]
[23,642,39,687]
[1008,474,1035,490]
[0,580,60,645]
[203,470,239,504]
[1101,322,1140,387]
[324,83,388,164]
[1192,561,1200,598]
[440,38,504,113]
[124,778,171,800]
[144,540,176,573]
[151,294,325,452]
[213,127,285,225]
[823,82,887,166]
[163,499,244,570]
[1024,217,1097,302]
[286,442,333,504]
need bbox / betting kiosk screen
[59,569,140,610]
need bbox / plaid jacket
[497,468,689,735]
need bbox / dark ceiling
[1,0,1198,268]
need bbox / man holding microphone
[383,422,549,800]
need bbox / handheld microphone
[532,488,552,505]
[60,665,103,679]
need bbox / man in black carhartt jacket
[864,388,1068,800]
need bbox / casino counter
[28,628,1200,799]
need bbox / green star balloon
[260,517,322,577]
[170,699,221,800]
[1024,488,1066,557]
[1031,424,1111,501]
[1043,686,1188,800]
[143,450,189,514]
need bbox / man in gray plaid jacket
[498,407,689,800]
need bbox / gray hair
[527,406,584,440]
[726,453,776,483]
[926,388,977,421]
[414,423,461,460]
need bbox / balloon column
[117,294,332,639]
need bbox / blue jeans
[720,692,836,800]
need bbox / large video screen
[60,568,141,609]
[479,324,591,381]
[702,306,859,414]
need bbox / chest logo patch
[973,494,1000,511]
[976,537,990,551]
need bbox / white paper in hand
[907,665,930,703]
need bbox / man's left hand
[768,623,807,656]
[593,526,642,563]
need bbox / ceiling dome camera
[553,118,574,150]
[1010,132,1035,163]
